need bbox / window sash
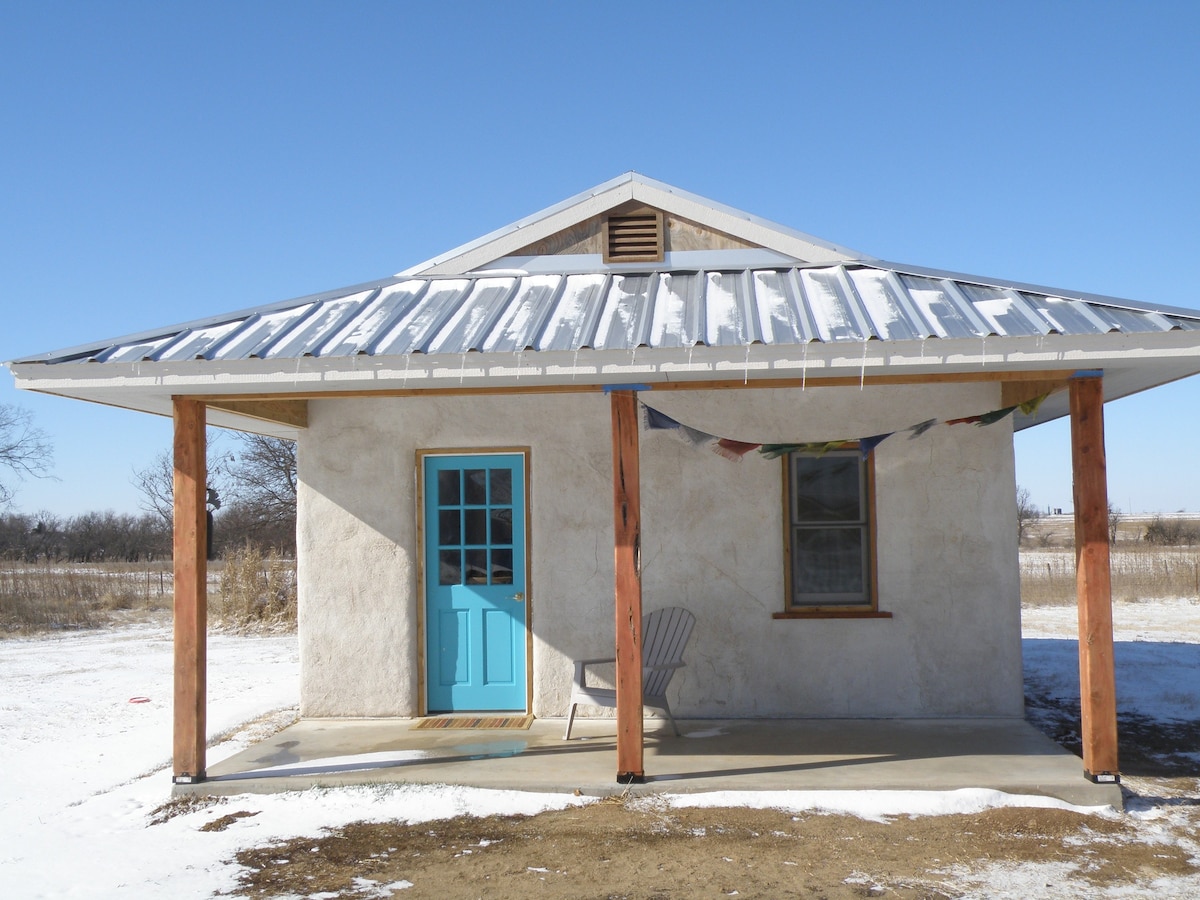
[785,450,875,610]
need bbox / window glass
[465,549,488,584]
[491,548,514,584]
[464,469,488,505]
[490,469,512,504]
[791,527,865,598]
[438,510,461,546]
[437,469,460,505]
[465,508,488,545]
[787,450,873,609]
[438,549,461,586]
[490,507,513,544]
[791,455,862,522]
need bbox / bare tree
[131,432,232,528]
[0,403,54,506]
[132,431,296,553]
[227,434,297,528]
[1016,485,1041,544]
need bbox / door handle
[509,592,525,603]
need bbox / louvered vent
[603,209,664,263]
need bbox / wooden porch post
[172,397,208,783]
[1069,374,1119,782]
[610,389,644,783]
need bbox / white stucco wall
[297,383,1024,720]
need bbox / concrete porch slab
[192,717,1122,809]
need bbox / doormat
[414,715,534,730]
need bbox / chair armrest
[643,661,686,672]
[574,657,617,668]
[572,657,616,690]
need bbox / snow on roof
[8,175,1200,439]
[12,260,1198,367]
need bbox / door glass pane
[465,509,488,545]
[438,510,461,546]
[466,549,488,584]
[491,548,513,584]
[465,469,487,505]
[438,549,461,585]
[490,507,513,544]
[792,456,862,522]
[490,469,512,504]
[438,469,460,505]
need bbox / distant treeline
[0,507,295,563]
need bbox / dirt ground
[205,666,1200,898]
[222,781,1199,898]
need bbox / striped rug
[414,715,534,730]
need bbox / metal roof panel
[16,261,1200,369]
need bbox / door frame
[416,447,533,716]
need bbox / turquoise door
[423,454,527,712]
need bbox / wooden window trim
[780,447,886,618]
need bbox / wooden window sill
[773,610,893,620]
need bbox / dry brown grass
[0,562,174,635]
[1,549,298,637]
[1021,538,1200,606]
[213,545,297,632]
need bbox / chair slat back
[641,606,695,698]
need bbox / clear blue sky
[2,1,1199,517]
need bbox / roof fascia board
[405,173,869,277]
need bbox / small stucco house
[10,174,1200,785]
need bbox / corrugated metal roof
[17,262,1200,366]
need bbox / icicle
[402,353,411,387]
[860,340,868,390]
[571,348,580,381]
[460,352,469,384]
[980,335,987,367]
[801,342,808,391]
[514,350,523,383]
[743,345,751,385]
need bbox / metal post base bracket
[617,772,645,785]
[1086,770,1120,785]
[172,774,206,785]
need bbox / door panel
[424,454,527,712]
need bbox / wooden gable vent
[603,208,664,263]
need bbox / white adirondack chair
[563,606,696,740]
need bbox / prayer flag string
[640,392,1051,462]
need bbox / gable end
[513,207,760,260]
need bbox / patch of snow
[1,599,1197,897]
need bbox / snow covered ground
[0,600,1197,898]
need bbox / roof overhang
[12,329,1200,440]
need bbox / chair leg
[563,702,577,740]
[663,701,680,737]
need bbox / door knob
[510,592,525,603]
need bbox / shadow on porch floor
[191,717,1122,809]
